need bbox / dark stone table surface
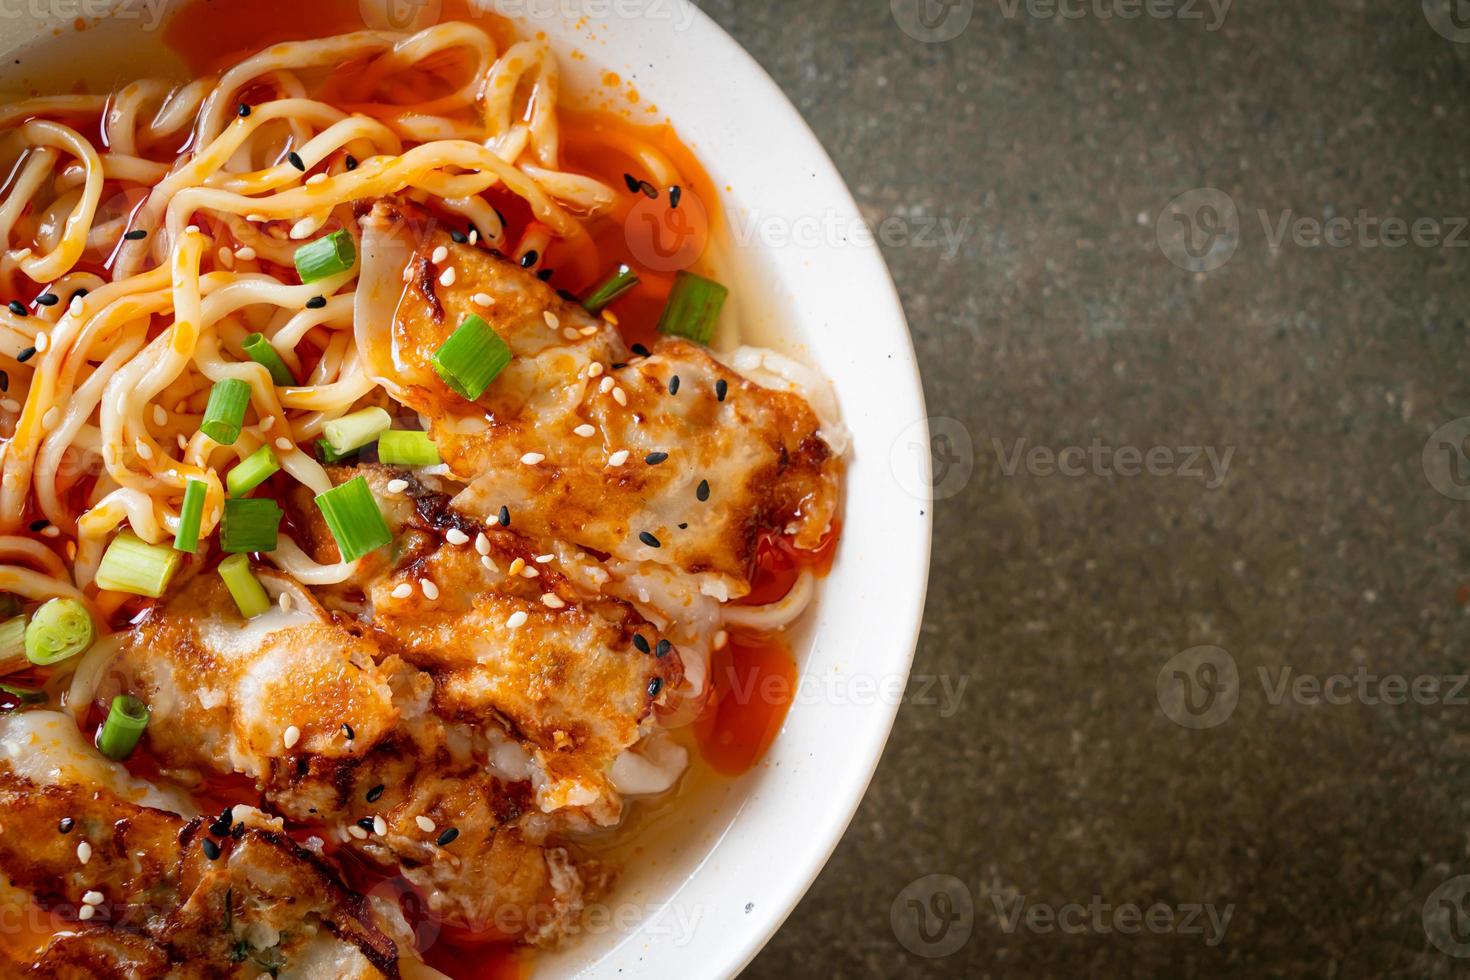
[696,1,1470,976]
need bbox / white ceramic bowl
[0,3,932,976]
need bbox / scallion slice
[242,333,298,386]
[294,230,356,283]
[656,270,728,346]
[582,264,640,314]
[431,315,511,401]
[315,476,391,562]
[24,598,93,665]
[220,497,282,554]
[0,615,26,670]
[217,553,270,619]
[174,479,207,554]
[378,430,441,467]
[323,406,391,455]
[316,438,356,464]
[96,531,182,598]
[200,378,252,445]
[0,682,45,705]
[227,445,280,498]
[98,694,148,760]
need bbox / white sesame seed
[445,528,469,545]
[77,904,95,921]
[602,309,620,326]
[152,405,167,427]
[562,327,579,341]
[612,387,627,406]
[289,218,317,240]
[607,450,629,467]
[348,824,368,840]
[543,311,559,329]
[431,246,448,264]
[474,532,491,555]
[468,229,478,244]
[246,213,267,223]
[714,629,729,650]
[373,815,387,836]
[283,725,301,749]
[260,415,275,432]
[520,452,544,465]
[421,579,440,600]
[40,407,59,431]
[579,326,598,337]
[391,582,412,599]
[133,437,151,459]
[521,566,539,579]
[235,246,256,261]
[541,593,565,609]
[82,890,103,906]
[34,332,48,353]
[573,423,595,438]
[177,434,188,451]
[41,525,58,538]
[587,362,604,378]
[599,377,615,394]
[306,173,327,186]
[415,815,436,833]
[507,557,525,576]
[279,591,293,613]
[76,841,91,864]
[535,554,553,563]
[472,292,493,307]
[385,478,408,494]
[275,437,293,452]
[401,263,414,283]
[438,266,456,287]
[68,297,82,313]
[506,610,528,629]
[218,247,235,269]
[481,555,498,572]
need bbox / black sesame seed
[610,362,628,370]
[341,722,354,741]
[498,505,510,527]
[231,822,245,839]
[632,633,650,654]
[305,295,327,310]
[637,180,658,199]
[677,522,688,529]
[557,289,578,303]
[715,379,728,402]
[7,300,24,316]
[287,151,305,171]
[638,530,661,548]
[0,371,10,392]
[631,343,651,357]
[647,677,663,699]
[123,229,147,241]
[201,838,221,860]
[450,229,468,244]
[537,269,553,282]
[16,347,35,363]
[28,519,48,532]
[623,173,641,193]
[35,293,57,307]
[668,375,680,395]
[58,817,73,834]
[645,451,668,465]
[696,479,710,502]
[71,288,88,301]
[655,638,671,658]
[520,250,538,268]
[669,185,682,209]
[209,806,233,837]
[237,103,251,117]
[357,817,375,832]
[366,784,385,802]
[344,155,358,171]
[296,757,309,776]
[436,827,460,847]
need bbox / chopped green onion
[323,407,391,455]
[431,315,511,401]
[242,333,297,386]
[98,695,148,760]
[315,476,391,562]
[378,430,441,467]
[656,271,728,346]
[0,682,45,705]
[582,264,640,314]
[200,378,252,445]
[227,445,280,498]
[96,531,182,598]
[217,554,270,619]
[0,615,26,669]
[220,498,281,554]
[294,230,356,283]
[174,479,207,554]
[315,438,356,464]
[24,598,93,666]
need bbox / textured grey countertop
[697,1,1470,977]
